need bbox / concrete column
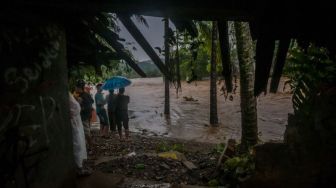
[0,24,75,188]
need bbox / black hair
[119,87,125,94]
[96,83,103,88]
[76,79,85,89]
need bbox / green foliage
[175,21,226,81]
[220,153,255,186]
[179,46,210,80]
[285,43,336,114]
[213,143,226,154]
[171,143,185,152]
[135,163,145,169]
[156,141,185,153]
[208,179,219,186]
[68,59,133,91]
[156,141,170,152]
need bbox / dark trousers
[108,110,116,132]
[116,118,129,131]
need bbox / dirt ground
[120,77,293,143]
[84,77,293,187]
[84,131,221,187]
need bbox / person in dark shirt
[107,89,117,134]
[115,87,130,140]
[75,79,94,147]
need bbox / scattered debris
[182,160,197,170]
[88,132,220,186]
[183,96,198,102]
[126,152,137,157]
[158,151,187,161]
[135,163,145,169]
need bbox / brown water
[104,77,292,144]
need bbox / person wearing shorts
[107,89,117,133]
[115,87,130,140]
[95,83,109,138]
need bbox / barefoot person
[115,87,130,140]
[107,89,117,134]
[95,83,109,137]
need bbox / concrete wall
[0,24,75,188]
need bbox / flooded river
[95,77,293,144]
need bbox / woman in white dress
[69,92,90,175]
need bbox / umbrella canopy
[102,76,132,90]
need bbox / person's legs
[82,120,93,147]
[100,109,109,137]
[108,110,116,133]
[116,119,123,139]
[97,111,104,136]
[123,118,129,140]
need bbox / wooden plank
[254,37,275,96]
[270,39,290,93]
[89,19,147,77]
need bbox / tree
[210,21,219,125]
[164,17,170,115]
[175,31,182,94]
[234,22,258,151]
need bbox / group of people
[95,83,130,140]
[69,79,130,176]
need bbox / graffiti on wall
[0,25,63,187]
[3,27,61,94]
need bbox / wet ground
[83,77,292,187]
[84,131,221,187]
[116,77,293,143]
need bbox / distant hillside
[136,59,162,77]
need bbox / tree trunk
[164,17,170,115]
[234,22,258,151]
[210,21,218,125]
[176,31,182,95]
[218,21,233,92]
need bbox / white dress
[69,93,87,168]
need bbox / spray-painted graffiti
[3,39,60,93]
[0,96,58,187]
[0,25,63,188]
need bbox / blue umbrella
[102,76,132,90]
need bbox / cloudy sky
[118,16,175,62]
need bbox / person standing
[115,87,130,140]
[75,79,94,147]
[69,92,91,176]
[95,83,109,137]
[107,89,117,134]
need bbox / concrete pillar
[0,24,75,188]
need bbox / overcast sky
[118,16,175,62]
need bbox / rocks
[160,163,170,170]
[89,132,219,186]
[183,96,198,102]
[183,161,197,170]
[126,152,136,157]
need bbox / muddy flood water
[96,77,293,144]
